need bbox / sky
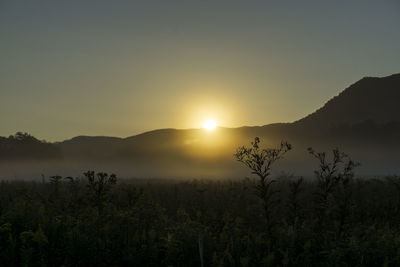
[1,0,399,141]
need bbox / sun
[202,119,217,131]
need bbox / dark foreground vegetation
[1,138,400,266]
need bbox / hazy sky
[1,0,399,141]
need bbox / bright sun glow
[203,120,217,131]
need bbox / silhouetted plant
[0,223,16,264]
[64,176,83,216]
[50,175,62,196]
[84,171,117,213]
[287,177,304,230]
[19,227,48,266]
[385,176,400,218]
[234,137,292,236]
[308,147,359,233]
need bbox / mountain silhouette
[1,73,400,178]
[296,73,400,128]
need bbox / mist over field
[2,74,400,179]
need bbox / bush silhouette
[234,137,291,237]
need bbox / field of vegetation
[1,138,400,266]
